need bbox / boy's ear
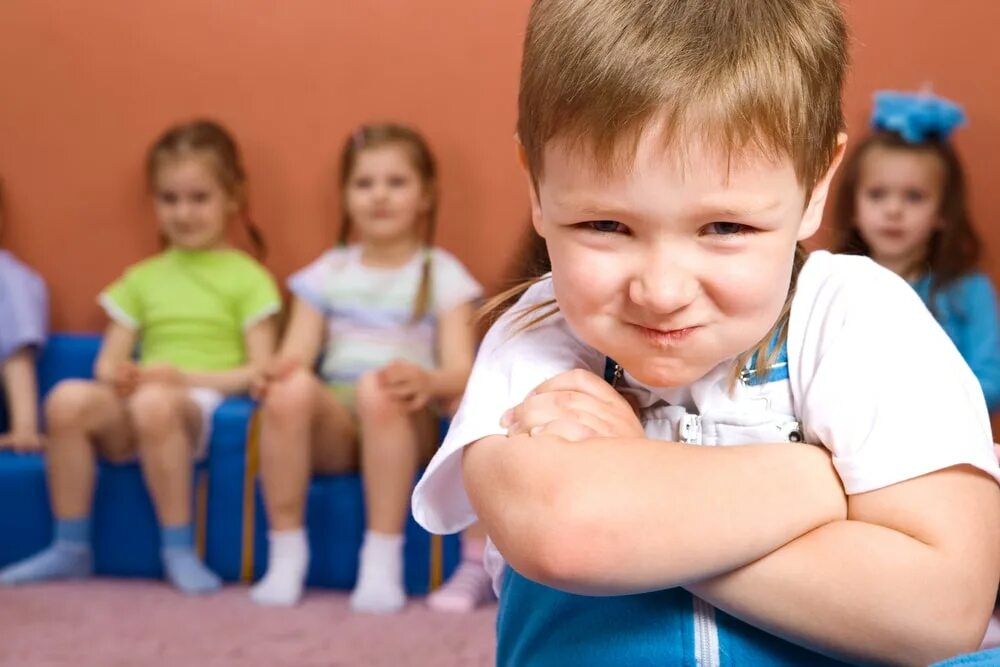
[516,136,546,238]
[798,132,848,241]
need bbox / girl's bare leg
[350,370,439,614]
[251,368,358,606]
[129,382,220,595]
[0,380,134,584]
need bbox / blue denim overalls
[495,344,856,666]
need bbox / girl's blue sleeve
[956,274,1000,412]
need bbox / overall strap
[740,331,790,387]
[603,357,623,386]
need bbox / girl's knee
[44,380,103,430]
[355,371,404,422]
[261,369,316,423]
[129,384,187,437]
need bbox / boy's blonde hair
[493,0,849,388]
[519,0,847,189]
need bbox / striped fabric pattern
[288,245,482,384]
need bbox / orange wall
[820,0,1000,256]
[0,1,998,332]
[0,0,532,331]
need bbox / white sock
[250,529,309,607]
[350,531,405,614]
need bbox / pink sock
[426,537,494,613]
[980,609,1000,650]
[461,536,485,563]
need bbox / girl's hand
[994,443,1000,462]
[0,430,44,453]
[379,360,433,411]
[501,369,645,442]
[138,363,185,387]
[251,357,302,400]
[111,361,140,397]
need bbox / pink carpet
[0,580,496,666]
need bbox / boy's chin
[617,358,714,389]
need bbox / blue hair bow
[870,90,966,143]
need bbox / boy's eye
[190,192,210,204]
[353,177,373,189]
[584,220,628,234]
[904,190,927,203]
[388,176,409,188]
[865,187,886,201]
[157,192,178,205]
[703,222,749,236]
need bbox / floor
[0,580,497,667]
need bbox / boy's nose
[628,254,697,315]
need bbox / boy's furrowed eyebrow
[689,195,785,219]
[548,195,637,220]
[549,194,786,220]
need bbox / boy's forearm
[465,434,847,594]
[2,349,39,432]
[688,518,992,665]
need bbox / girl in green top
[0,120,280,595]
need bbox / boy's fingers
[506,404,610,438]
[529,369,621,404]
[531,419,597,443]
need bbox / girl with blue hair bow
[834,91,1000,415]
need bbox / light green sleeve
[237,259,282,329]
[98,267,144,329]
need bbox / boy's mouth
[632,323,700,346]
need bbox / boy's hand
[501,369,644,442]
[251,357,302,400]
[111,361,140,397]
[138,363,185,387]
[379,360,432,411]
[0,430,44,453]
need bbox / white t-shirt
[412,251,1000,588]
[288,245,483,385]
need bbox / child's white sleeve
[287,250,340,315]
[789,253,1000,494]
[412,280,605,534]
[430,247,484,313]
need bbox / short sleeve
[236,259,281,329]
[0,256,49,361]
[99,267,143,329]
[412,279,605,534]
[430,248,483,314]
[789,253,1000,495]
[288,250,342,315]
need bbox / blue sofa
[0,334,458,592]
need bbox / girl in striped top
[249,124,482,612]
